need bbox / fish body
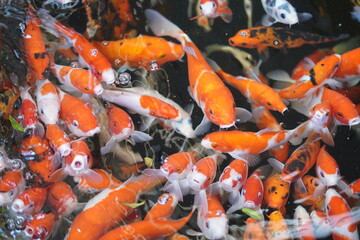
[45,124,71,158]
[263,172,290,213]
[19,87,43,135]
[11,187,47,215]
[35,79,60,125]
[144,193,178,221]
[92,36,184,70]
[24,212,55,240]
[47,181,77,217]
[334,47,360,86]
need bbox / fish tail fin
[37,9,75,40]
[100,136,117,155]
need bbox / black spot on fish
[309,69,317,86]
[271,186,276,192]
[248,233,253,238]
[287,159,306,172]
[282,192,289,199]
[147,42,152,46]
[259,27,267,34]
[34,53,40,59]
[280,183,284,186]
[250,29,258,38]
[119,42,124,46]
[241,43,247,46]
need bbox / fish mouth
[229,39,235,46]
[220,122,235,129]
[349,117,360,127]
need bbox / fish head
[101,68,116,85]
[0,190,17,206]
[200,1,218,18]
[229,29,260,48]
[325,188,352,227]
[220,166,246,192]
[67,154,90,176]
[186,166,209,191]
[24,213,55,240]
[38,98,60,125]
[316,164,341,187]
[310,103,332,128]
[199,214,228,239]
[202,93,236,128]
[170,118,195,138]
[273,3,298,25]
[242,175,263,208]
[66,115,100,137]
[21,99,39,127]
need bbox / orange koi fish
[51,64,104,95]
[268,141,321,183]
[37,9,115,85]
[310,210,331,239]
[35,79,60,125]
[227,175,264,214]
[144,193,178,221]
[45,124,71,159]
[294,205,316,240]
[23,8,50,85]
[58,90,100,137]
[101,87,194,138]
[333,47,360,87]
[98,211,194,240]
[24,212,55,240]
[316,145,341,187]
[146,9,238,131]
[74,169,122,193]
[263,172,290,214]
[293,175,326,210]
[143,151,196,201]
[266,211,294,240]
[101,103,152,155]
[92,35,184,70]
[0,171,26,206]
[201,127,295,166]
[11,187,47,215]
[66,174,165,240]
[325,188,359,239]
[229,26,347,59]
[47,181,77,217]
[279,54,342,101]
[208,59,287,113]
[244,218,265,240]
[191,0,233,23]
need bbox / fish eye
[336,169,340,175]
[258,192,262,198]
[325,112,329,116]
[212,2,216,8]
[51,2,60,9]
[337,112,343,118]
[14,98,22,110]
[176,168,181,172]
[266,101,272,106]
[40,109,44,115]
[8,190,14,197]
[209,109,214,115]
[240,31,247,36]
[326,205,330,211]
[73,120,79,127]
[200,5,203,10]
[280,13,286,19]
[211,143,217,148]
[314,181,319,187]
[320,171,325,178]
[242,189,246,195]
[237,176,242,181]
[205,221,209,228]
[274,40,280,45]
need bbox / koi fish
[0,85,21,120]
[11,187,47,215]
[261,0,312,26]
[100,87,194,138]
[0,171,26,206]
[145,9,239,131]
[66,174,165,240]
[23,8,50,85]
[74,169,122,193]
[100,103,152,155]
[35,79,60,125]
[310,210,331,239]
[293,205,316,240]
[51,64,104,95]
[191,0,233,24]
[278,54,342,101]
[144,193,178,221]
[325,188,359,240]
[229,26,348,60]
[37,9,116,85]
[316,145,341,187]
[58,90,100,137]
[45,124,71,159]
[266,211,294,240]
[244,218,265,240]
[47,181,78,217]
[98,211,194,240]
[227,175,264,215]
[263,172,290,214]
[293,175,326,209]
[333,47,360,87]
[92,35,184,70]
[24,212,55,240]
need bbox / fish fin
[293,195,311,204]
[194,189,208,214]
[161,181,184,202]
[267,158,284,172]
[194,115,212,136]
[256,127,273,135]
[266,70,296,83]
[37,9,61,38]
[314,223,332,239]
[326,79,343,90]
[221,14,233,23]
[236,107,252,123]
[82,169,104,184]
[312,183,326,201]
[319,128,334,146]
[184,45,197,58]
[33,122,45,137]
[208,18,215,26]
[251,105,266,122]
[51,151,62,170]
[297,12,313,22]
[208,181,222,196]
[294,178,308,194]
[100,136,117,155]
[228,190,241,206]
[184,103,195,115]
[206,57,221,72]
[140,116,156,131]
[218,7,233,16]
[190,15,202,21]
[142,168,166,178]
[245,154,261,167]
[130,131,153,143]
[336,179,353,197]
[226,193,243,214]
[186,229,203,236]
[258,47,269,62]
[261,14,277,26]
[49,167,66,182]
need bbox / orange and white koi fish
[101,87,194,138]
[45,124,71,159]
[145,9,239,131]
[316,145,341,187]
[208,58,287,113]
[18,87,44,136]
[66,174,165,240]
[310,210,331,239]
[279,54,342,101]
[98,210,194,240]
[263,172,290,214]
[333,47,360,87]
[294,205,316,240]
[293,175,326,209]
[24,212,55,240]
[201,127,295,166]
[191,0,233,24]
[47,181,77,217]
[58,90,100,137]
[35,79,60,125]
[74,169,122,193]
[144,193,178,221]
[266,211,294,240]
[325,188,359,240]
[143,151,196,201]
[0,171,26,206]
[227,175,264,214]
[23,8,50,85]
[11,187,47,215]
[51,64,104,95]
[92,35,184,70]
[244,218,265,240]
[100,103,152,155]
[307,102,333,145]
[37,9,115,85]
